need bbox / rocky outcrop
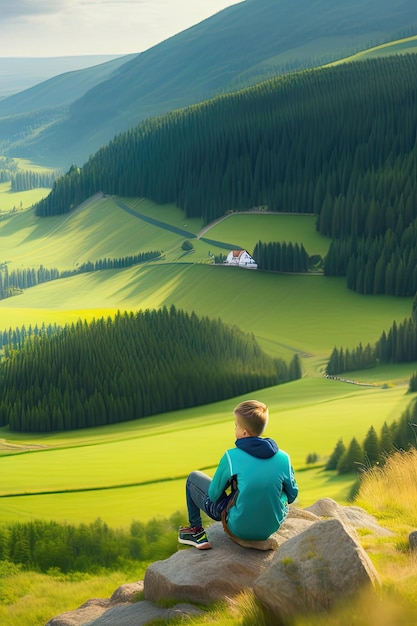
[144,506,317,605]
[253,518,381,621]
[45,499,390,626]
[45,582,144,626]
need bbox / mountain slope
[0,55,137,116]
[36,53,417,298]
[0,55,128,100]
[6,0,417,166]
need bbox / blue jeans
[186,470,232,528]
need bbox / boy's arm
[282,457,298,504]
[208,452,232,502]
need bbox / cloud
[0,0,238,57]
[0,0,68,20]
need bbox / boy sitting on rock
[178,399,298,549]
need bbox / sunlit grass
[326,35,417,66]
[0,184,50,213]
[355,448,417,534]
[0,264,411,364]
[0,567,145,626]
[0,380,412,526]
[204,212,331,257]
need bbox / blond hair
[233,400,269,436]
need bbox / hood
[235,436,278,459]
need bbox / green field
[0,380,411,526]
[327,35,417,66]
[0,194,415,527]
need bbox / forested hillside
[4,0,416,165]
[37,54,417,295]
[0,307,300,432]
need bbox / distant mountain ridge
[1,0,416,166]
[0,55,126,99]
[0,55,137,116]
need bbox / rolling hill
[35,52,417,300]
[0,196,411,364]
[0,54,136,116]
[1,0,416,166]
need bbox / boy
[178,399,298,549]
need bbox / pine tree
[363,426,380,466]
[325,438,345,470]
[337,437,364,474]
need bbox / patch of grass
[203,212,331,258]
[0,184,50,213]
[0,568,140,626]
[327,35,417,66]
[355,448,417,534]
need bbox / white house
[224,250,257,269]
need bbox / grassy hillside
[0,196,416,625]
[0,195,414,526]
[0,379,411,526]
[0,197,411,363]
[6,0,416,166]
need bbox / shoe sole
[178,538,212,550]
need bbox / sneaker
[178,526,212,550]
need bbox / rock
[305,497,394,536]
[88,601,204,625]
[45,598,111,626]
[287,504,320,522]
[109,581,144,603]
[45,582,144,626]
[409,530,417,551]
[143,517,316,604]
[46,500,391,625]
[225,506,317,550]
[143,522,274,604]
[253,518,381,623]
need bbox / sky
[0,0,241,58]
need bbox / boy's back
[209,440,298,540]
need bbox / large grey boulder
[45,501,392,625]
[253,518,381,623]
[144,511,316,605]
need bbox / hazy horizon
[0,0,241,58]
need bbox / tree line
[253,240,310,273]
[0,306,301,432]
[0,251,161,300]
[10,170,57,191]
[0,157,59,191]
[324,222,417,296]
[326,317,417,376]
[0,322,62,353]
[0,514,181,574]
[326,396,417,475]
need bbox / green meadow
[327,35,417,66]
[0,193,415,527]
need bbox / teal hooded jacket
[208,437,298,540]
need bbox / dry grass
[355,448,417,534]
